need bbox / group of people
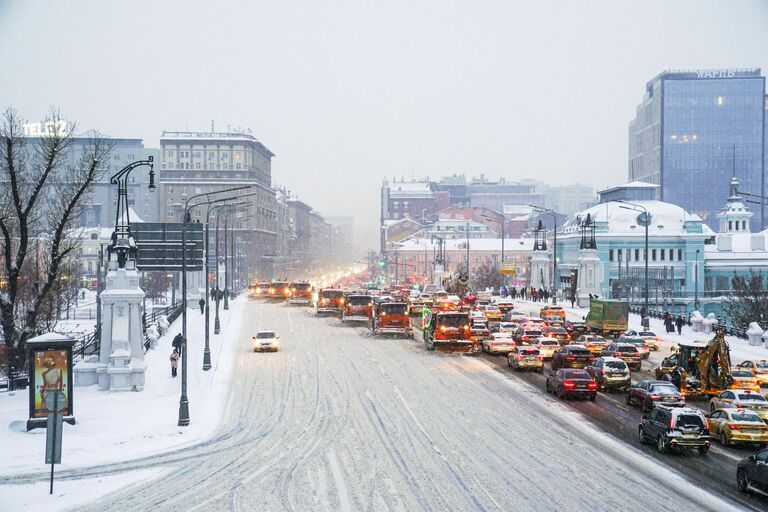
[664,312,686,335]
[496,286,553,303]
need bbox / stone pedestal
[691,311,704,333]
[576,248,602,308]
[529,252,551,291]
[747,323,764,346]
[97,261,146,392]
[702,313,718,334]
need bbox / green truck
[586,299,628,337]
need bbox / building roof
[561,200,714,237]
[397,237,534,252]
[388,181,433,198]
[160,131,274,157]
[598,181,659,195]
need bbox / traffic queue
[248,279,768,494]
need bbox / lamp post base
[214,317,221,335]
[202,348,211,371]
[178,396,190,426]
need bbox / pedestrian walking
[675,315,684,335]
[570,294,575,308]
[663,312,673,333]
[170,347,179,377]
[172,332,183,357]
[199,297,205,315]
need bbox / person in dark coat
[172,333,183,357]
[198,297,205,314]
[675,315,684,335]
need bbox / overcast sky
[1,0,767,249]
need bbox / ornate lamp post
[618,200,650,329]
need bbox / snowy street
[3,298,751,511]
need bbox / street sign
[130,222,204,271]
[44,390,67,412]
[500,262,516,275]
[45,412,63,465]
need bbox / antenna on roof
[211,120,214,132]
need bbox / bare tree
[0,108,111,371]
[471,261,505,292]
[724,271,768,328]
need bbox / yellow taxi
[481,305,504,321]
[736,360,768,388]
[576,334,609,356]
[730,369,762,393]
[707,408,768,447]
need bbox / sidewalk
[0,297,245,477]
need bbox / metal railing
[72,328,101,364]
[142,301,182,351]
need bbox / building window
[635,249,640,261]
[669,249,674,261]
[652,249,657,261]
[235,163,241,170]
[609,249,614,262]
[678,249,682,261]
[393,201,400,208]
[168,210,175,218]
[729,220,733,231]
[208,152,215,159]
[742,220,747,230]
[166,150,174,157]
[90,233,98,240]
[660,249,665,261]
[617,249,622,261]
[403,201,409,209]
[195,163,201,169]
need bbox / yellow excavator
[666,328,733,397]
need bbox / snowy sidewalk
[0,297,245,478]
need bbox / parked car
[536,337,561,361]
[737,448,768,493]
[507,346,543,372]
[730,370,761,393]
[709,390,768,423]
[551,345,594,370]
[626,380,686,412]
[252,330,280,352]
[482,333,516,355]
[545,368,598,401]
[576,334,609,356]
[638,406,710,455]
[585,357,630,391]
[616,335,651,359]
[736,360,768,388]
[601,342,642,371]
[708,409,768,448]
[625,330,662,351]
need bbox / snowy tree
[471,261,504,291]
[725,271,768,329]
[0,108,111,371]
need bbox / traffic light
[378,258,386,268]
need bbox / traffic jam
[248,278,768,499]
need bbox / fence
[627,304,748,340]
[142,301,183,352]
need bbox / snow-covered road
[50,301,746,510]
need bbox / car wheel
[720,432,729,447]
[642,399,651,413]
[589,394,596,402]
[737,469,749,493]
[710,403,716,413]
[656,436,666,454]
[638,426,646,444]
[625,393,632,406]
[698,445,709,456]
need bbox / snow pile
[0,297,244,477]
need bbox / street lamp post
[694,249,701,311]
[618,200,650,329]
[223,212,230,311]
[530,205,559,304]
[178,186,250,427]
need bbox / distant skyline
[1,0,767,249]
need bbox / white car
[482,332,516,355]
[498,322,518,333]
[253,330,279,352]
[536,336,561,361]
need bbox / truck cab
[342,294,374,323]
[424,311,478,353]
[289,282,313,305]
[316,288,345,315]
[372,302,413,338]
[268,281,291,301]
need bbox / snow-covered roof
[397,237,534,252]
[503,204,535,215]
[561,200,714,237]
[388,181,433,198]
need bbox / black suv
[638,406,710,455]
[551,345,594,370]
[737,448,768,493]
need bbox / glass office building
[628,69,766,230]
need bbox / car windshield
[638,332,656,337]
[731,412,762,422]
[586,337,606,343]
[321,290,344,299]
[563,369,589,379]
[292,283,311,290]
[568,348,591,356]
[604,361,627,370]
[348,296,371,306]
[650,384,678,395]
[755,362,768,369]
[439,315,468,327]
[675,415,704,429]
[538,340,559,346]
[622,337,644,344]
[737,393,767,402]
[525,330,543,337]
[546,328,566,334]
[256,332,275,339]
[382,304,408,314]
[732,371,753,378]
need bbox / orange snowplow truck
[342,294,374,323]
[371,302,413,338]
[268,281,291,301]
[424,311,478,354]
[289,282,313,305]
[316,288,345,315]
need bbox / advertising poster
[33,349,69,418]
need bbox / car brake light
[566,356,575,361]
[735,403,743,408]
[729,424,741,430]
[649,395,660,400]
[643,345,650,350]
[587,382,598,390]
[563,381,576,389]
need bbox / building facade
[158,130,277,281]
[628,68,767,230]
